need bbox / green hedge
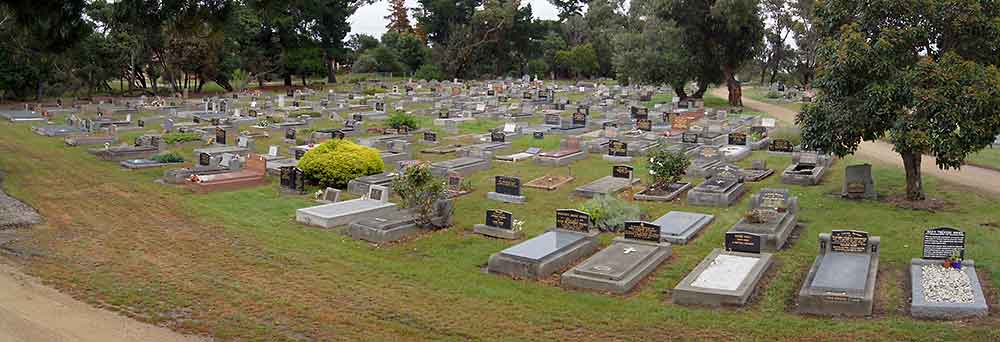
[298,139,384,188]
[163,132,202,144]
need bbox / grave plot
[842,164,877,200]
[430,155,492,177]
[421,144,463,154]
[188,154,269,192]
[797,230,880,317]
[0,109,45,122]
[574,165,640,198]
[673,232,774,306]
[348,199,453,243]
[32,124,85,137]
[296,185,398,229]
[738,160,774,182]
[524,174,575,191]
[486,209,599,280]
[650,211,715,244]
[602,139,633,163]
[561,221,672,294]
[89,135,164,161]
[687,174,747,208]
[781,152,832,186]
[474,209,522,240]
[726,188,799,252]
[686,146,724,178]
[496,147,541,162]
[120,157,184,170]
[535,137,586,166]
[910,227,989,319]
[347,172,398,196]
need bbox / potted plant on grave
[634,148,693,202]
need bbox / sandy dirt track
[710,88,1000,197]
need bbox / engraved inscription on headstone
[494,176,521,196]
[830,230,869,253]
[682,132,699,144]
[728,132,747,145]
[636,119,652,131]
[533,131,545,139]
[612,165,633,179]
[486,209,514,230]
[624,221,661,242]
[424,131,437,142]
[556,209,592,232]
[572,112,587,126]
[725,232,763,254]
[769,139,794,152]
[199,152,211,166]
[608,140,628,157]
[922,227,965,260]
[215,127,227,145]
[491,130,505,143]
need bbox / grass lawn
[742,86,806,112]
[1,103,998,340]
[967,146,1000,171]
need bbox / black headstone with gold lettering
[624,221,661,242]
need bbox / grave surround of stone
[909,227,988,319]
[296,185,398,229]
[797,230,880,317]
[650,211,715,244]
[574,165,640,198]
[347,197,454,243]
[781,151,831,186]
[473,209,522,240]
[842,164,877,199]
[561,221,672,294]
[687,171,747,207]
[672,231,774,307]
[486,209,599,280]
[726,188,799,253]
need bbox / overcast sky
[348,0,562,38]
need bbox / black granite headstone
[533,131,545,139]
[613,165,633,179]
[494,176,521,196]
[608,140,628,157]
[486,209,514,230]
[624,221,661,242]
[725,232,762,254]
[830,230,869,253]
[769,139,794,152]
[728,132,747,145]
[682,132,699,144]
[922,227,965,260]
[424,131,437,142]
[556,209,591,232]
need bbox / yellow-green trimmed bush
[298,140,384,188]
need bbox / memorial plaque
[215,127,227,145]
[759,191,787,210]
[138,119,145,128]
[285,128,296,140]
[532,131,545,139]
[624,221,661,242]
[728,132,747,145]
[556,209,592,232]
[486,209,513,230]
[494,176,521,196]
[353,113,363,122]
[294,149,305,160]
[636,119,652,132]
[608,140,628,157]
[438,109,450,119]
[725,232,763,254]
[769,139,794,152]
[368,185,385,201]
[199,152,211,166]
[847,181,866,195]
[750,126,767,137]
[612,165,633,179]
[603,122,618,129]
[830,230,869,253]
[682,132,699,144]
[424,131,437,142]
[292,167,306,192]
[448,173,463,190]
[544,114,561,125]
[922,227,965,260]
[635,107,649,120]
[572,112,587,126]
[491,131,506,143]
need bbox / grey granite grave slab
[32,125,84,137]
[561,237,671,294]
[534,149,587,166]
[687,178,747,207]
[653,211,715,244]
[909,259,989,320]
[120,159,183,169]
[487,229,599,280]
[296,199,398,229]
[192,145,250,161]
[347,172,398,196]
[672,249,773,306]
[430,157,491,177]
[574,176,640,198]
[781,152,832,186]
[1,110,44,122]
[797,233,880,316]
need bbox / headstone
[199,152,211,166]
[544,114,561,126]
[613,165,633,179]
[728,132,747,145]
[533,131,545,139]
[215,127,227,145]
[572,112,587,126]
[608,140,628,157]
[830,230,870,253]
[769,139,794,152]
[921,227,965,260]
[491,131,505,143]
[494,176,521,196]
[486,209,514,230]
[636,119,652,131]
[294,149,306,160]
[267,145,279,157]
[285,128,296,141]
[556,209,591,232]
[682,132,699,144]
[624,221,661,242]
[424,131,438,142]
[725,232,763,254]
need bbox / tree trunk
[36,79,43,101]
[327,56,337,83]
[283,74,292,87]
[672,83,688,101]
[723,65,742,107]
[257,77,264,88]
[691,81,709,99]
[900,151,925,201]
[301,74,307,87]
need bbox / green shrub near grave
[771,126,802,146]
[414,63,445,81]
[390,163,448,228]
[386,111,418,130]
[298,139,384,188]
[766,90,782,99]
[363,86,386,96]
[163,132,202,145]
[151,152,184,163]
[646,148,691,185]
[578,194,641,232]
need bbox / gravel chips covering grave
[921,264,975,303]
[0,188,41,229]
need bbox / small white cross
[624,247,637,254]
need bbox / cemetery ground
[0,114,999,340]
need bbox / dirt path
[0,260,208,342]
[711,88,1000,197]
